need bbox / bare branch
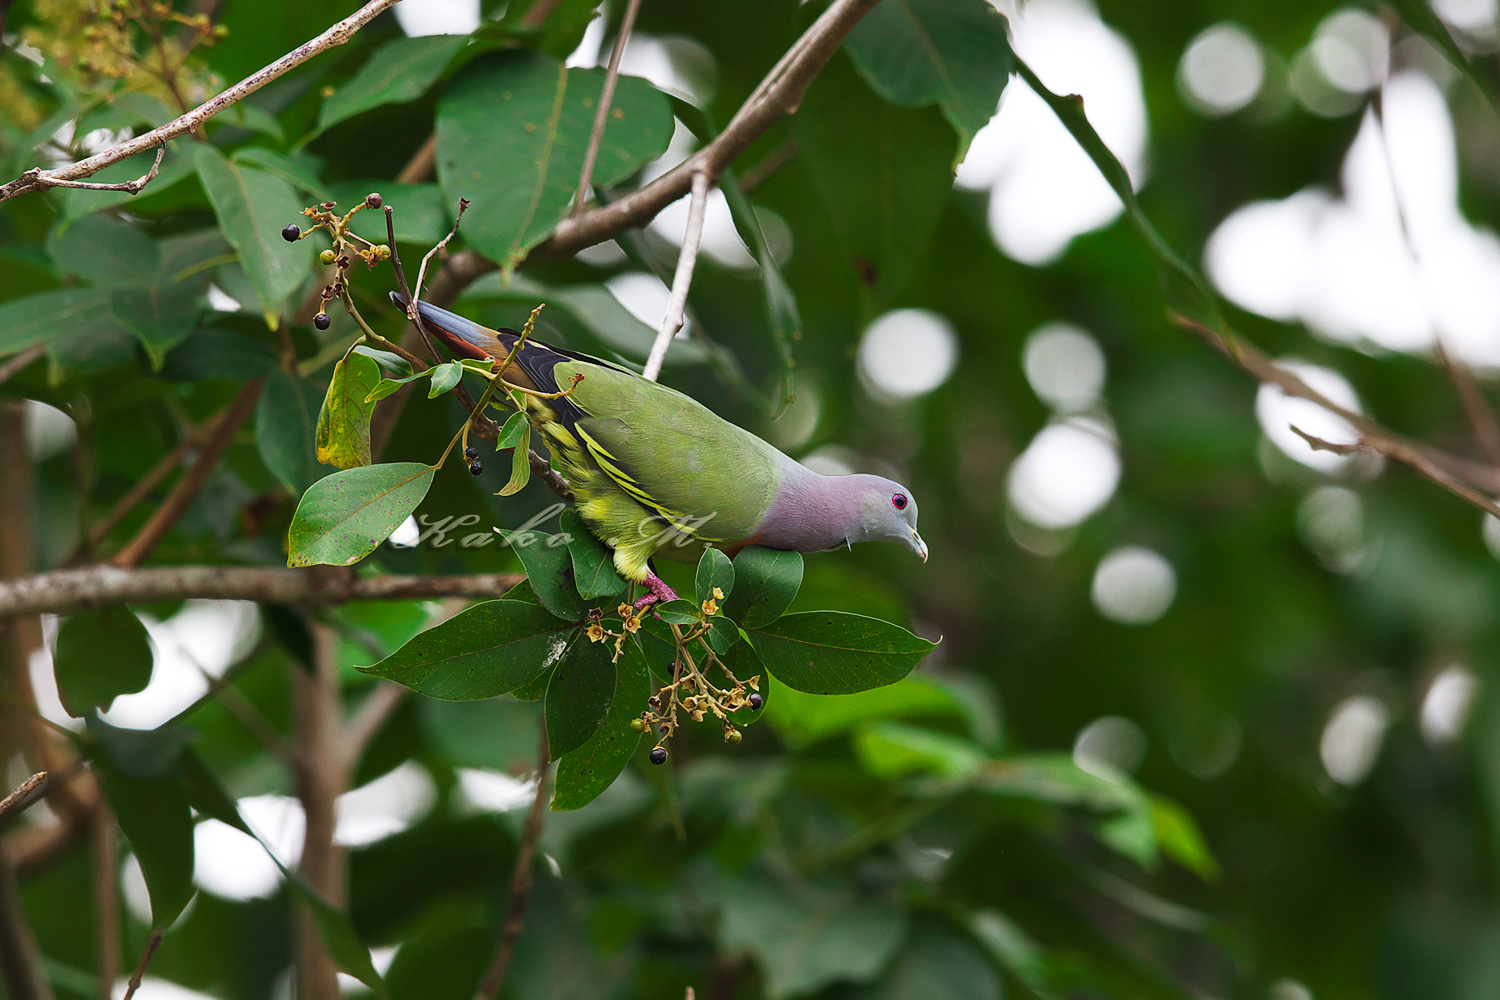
[0,774,45,826]
[342,682,408,771]
[0,346,45,388]
[572,0,644,216]
[1291,427,1500,519]
[738,137,800,194]
[0,0,402,203]
[294,626,344,1000]
[121,931,163,1000]
[92,805,120,1000]
[35,144,165,195]
[474,723,550,1000]
[1436,341,1500,469]
[397,133,438,185]
[644,171,710,382]
[0,565,525,618]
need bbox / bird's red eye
[891,493,908,510]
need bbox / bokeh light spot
[1073,715,1147,776]
[857,309,959,402]
[1007,420,1120,530]
[1091,546,1176,625]
[1022,322,1106,412]
[1177,22,1265,116]
[1320,694,1388,785]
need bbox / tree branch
[0,0,402,203]
[0,346,45,388]
[0,774,45,827]
[92,804,120,1000]
[1291,427,1500,519]
[572,0,643,216]
[643,171,709,382]
[0,565,525,618]
[0,841,54,1000]
[294,625,344,1000]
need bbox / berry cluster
[281,193,390,331]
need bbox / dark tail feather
[388,291,517,362]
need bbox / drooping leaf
[194,144,312,325]
[283,875,389,995]
[359,600,573,700]
[495,409,529,450]
[53,605,154,717]
[552,638,649,810]
[500,526,582,619]
[724,547,802,628]
[287,462,436,567]
[365,368,435,403]
[88,740,194,930]
[498,421,532,496]
[86,715,195,781]
[747,612,937,695]
[560,509,626,600]
[427,360,464,397]
[852,720,986,780]
[720,167,800,412]
[544,630,617,759]
[0,288,119,357]
[795,54,957,300]
[435,49,674,276]
[316,33,470,134]
[651,600,700,626]
[844,0,1013,157]
[257,369,324,493]
[695,547,735,606]
[316,349,383,469]
[1150,794,1221,881]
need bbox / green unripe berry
[319,249,336,265]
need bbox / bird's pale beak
[911,530,928,563]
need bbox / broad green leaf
[703,614,739,655]
[257,369,323,494]
[179,748,252,834]
[110,283,202,366]
[316,34,470,134]
[719,875,906,999]
[231,147,327,198]
[316,349,382,469]
[747,611,937,694]
[365,368,434,403]
[845,0,1012,157]
[360,600,572,699]
[695,548,734,605]
[352,345,412,376]
[332,181,451,244]
[53,606,153,717]
[46,212,160,287]
[498,421,532,496]
[0,288,118,357]
[495,409,529,450]
[162,326,279,380]
[544,631,617,759]
[287,462,436,567]
[765,675,964,747]
[795,55,957,300]
[427,360,464,397]
[283,876,389,995]
[652,600,700,626]
[435,50,673,276]
[979,752,1141,812]
[724,547,802,628]
[194,144,312,324]
[552,638,649,810]
[852,720,985,780]
[868,920,1001,1000]
[560,509,626,600]
[85,715,194,781]
[89,748,194,930]
[500,527,583,619]
[493,0,601,58]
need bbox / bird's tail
[388,292,519,363]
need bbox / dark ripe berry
[281,224,300,242]
[468,461,483,476]
[464,446,478,460]
[747,692,764,711]
[649,747,668,765]
[313,313,331,330]
[365,192,383,209]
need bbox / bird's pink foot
[634,572,679,610]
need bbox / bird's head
[848,474,928,562]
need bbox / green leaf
[231,147,326,198]
[46,212,160,287]
[724,547,802,628]
[765,675,965,748]
[435,50,673,276]
[493,0,601,58]
[795,55,957,300]
[162,326,279,380]
[90,749,194,930]
[257,369,323,494]
[352,345,413,376]
[852,720,985,780]
[545,630,617,759]
[194,144,312,325]
[86,715,195,781]
[747,612,937,695]
[427,360,464,397]
[719,173,800,412]
[1150,794,1221,881]
[1387,0,1500,115]
[497,421,533,496]
[719,875,906,999]
[868,919,1001,1000]
[695,547,735,605]
[501,527,583,620]
[53,606,153,717]
[495,409,529,450]
[845,0,1012,157]
[652,600,700,626]
[316,34,470,134]
[110,283,202,366]
[365,368,435,403]
[316,349,382,469]
[332,181,451,245]
[552,638,649,810]
[560,509,626,600]
[287,462,436,567]
[360,600,573,699]
[0,288,119,357]
[703,614,739,655]
[283,876,389,995]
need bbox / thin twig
[0,842,54,1000]
[92,804,120,1000]
[396,133,438,185]
[1291,427,1500,519]
[294,625,344,1000]
[1436,342,1500,468]
[0,0,402,203]
[644,171,709,381]
[474,722,551,1000]
[0,566,525,617]
[110,378,264,568]
[342,682,407,771]
[572,0,643,216]
[0,773,46,824]
[30,144,165,194]
[121,931,163,1000]
[415,199,471,303]
[0,345,44,387]
[737,137,799,194]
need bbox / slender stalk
[120,932,162,1000]
[643,172,710,381]
[293,625,345,1000]
[572,0,644,216]
[91,805,120,1000]
[0,773,46,825]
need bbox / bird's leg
[635,571,679,609]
